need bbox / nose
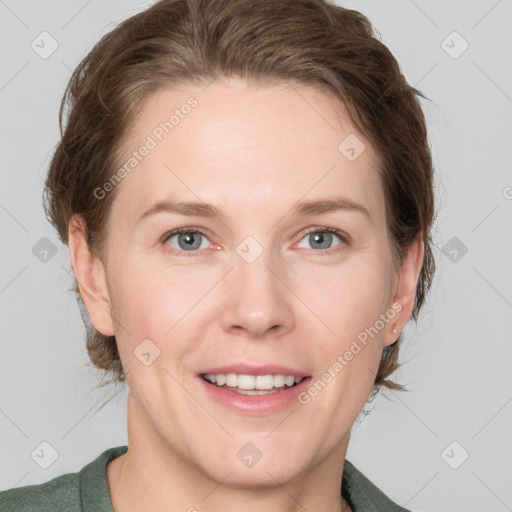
[220,247,295,339]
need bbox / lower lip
[198,376,311,415]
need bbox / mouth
[196,364,312,414]
[200,372,307,396]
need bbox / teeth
[284,375,295,387]
[273,374,285,388]
[225,373,237,387]
[255,375,273,390]
[238,374,255,389]
[202,373,304,390]
[234,388,280,395]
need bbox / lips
[197,370,312,414]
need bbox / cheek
[302,257,394,395]
[107,258,213,338]
[300,256,393,339]
[106,263,199,391]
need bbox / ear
[384,234,424,347]
[68,215,115,336]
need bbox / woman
[0,0,434,510]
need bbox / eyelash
[161,226,349,257]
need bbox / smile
[201,373,303,394]
[198,372,311,414]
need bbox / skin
[69,77,423,512]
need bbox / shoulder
[0,446,127,512]
[342,459,412,512]
[0,472,81,512]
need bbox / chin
[206,461,306,491]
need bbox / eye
[297,228,346,251]
[165,228,212,254]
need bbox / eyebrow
[140,200,223,220]
[291,197,370,218]
[139,196,370,221]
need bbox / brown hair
[44,0,435,392]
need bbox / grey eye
[167,231,208,251]
[298,231,342,250]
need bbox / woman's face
[77,78,416,485]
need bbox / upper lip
[198,364,310,378]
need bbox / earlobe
[385,235,424,346]
[68,215,115,337]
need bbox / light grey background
[1,1,511,511]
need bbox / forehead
[111,78,385,225]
